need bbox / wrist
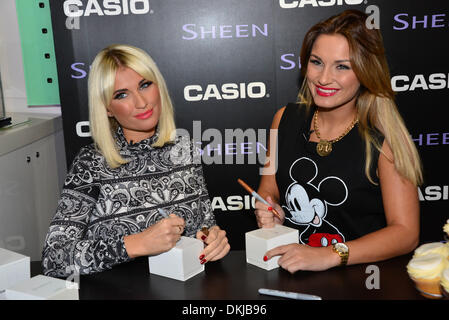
[327,245,341,268]
[331,242,349,267]
[124,233,142,259]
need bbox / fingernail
[263,256,268,261]
[268,207,273,211]
[200,259,206,265]
[201,235,207,241]
[199,254,205,260]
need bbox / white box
[5,275,79,300]
[148,236,204,281]
[0,248,30,292]
[245,224,299,270]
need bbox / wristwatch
[332,243,349,266]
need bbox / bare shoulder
[378,140,416,190]
[378,140,396,180]
[271,106,287,130]
[379,139,394,163]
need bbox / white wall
[0,0,61,115]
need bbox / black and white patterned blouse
[41,127,215,277]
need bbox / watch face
[335,243,348,253]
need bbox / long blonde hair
[298,10,422,186]
[88,44,176,168]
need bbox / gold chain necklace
[313,110,358,156]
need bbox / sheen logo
[280,53,301,70]
[391,73,449,92]
[71,62,89,79]
[279,0,363,9]
[184,82,267,101]
[393,13,448,30]
[182,23,268,40]
[63,0,151,17]
[412,132,449,147]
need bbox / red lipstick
[135,109,153,119]
[315,84,339,97]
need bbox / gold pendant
[316,139,332,156]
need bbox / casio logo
[63,0,150,17]
[279,0,364,9]
[184,82,267,101]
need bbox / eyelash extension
[140,81,153,89]
[114,92,127,100]
[310,59,350,70]
[113,81,153,99]
[337,64,350,70]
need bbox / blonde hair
[88,44,176,168]
[298,10,422,186]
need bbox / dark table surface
[31,251,425,300]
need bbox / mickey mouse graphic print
[276,103,387,246]
[284,157,347,246]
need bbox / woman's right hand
[124,214,185,258]
[254,196,285,228]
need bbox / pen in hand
[237,179,282,220]
[201,227,209,237]
[157,208,169,218]
[158,208,184,238]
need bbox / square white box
[0,248,30,292]
[5,275,79,300]
[245,224,299,270]
[148,236,204,281]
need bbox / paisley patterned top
[41,127,215,277]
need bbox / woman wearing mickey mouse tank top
[255,10,422,272]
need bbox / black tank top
[276,103,386,247]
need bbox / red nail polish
[263,256,268,261]
[199,255,205,260]
[268,207,273,211]
[200,259,206,264]
[201,235,207,241]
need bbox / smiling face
[107,66,161,143]
[286,184,325,227]
[306,34,360,110]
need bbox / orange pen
[237,179,282,220]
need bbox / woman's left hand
[196,226,230,264]
[264,243,340,273]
